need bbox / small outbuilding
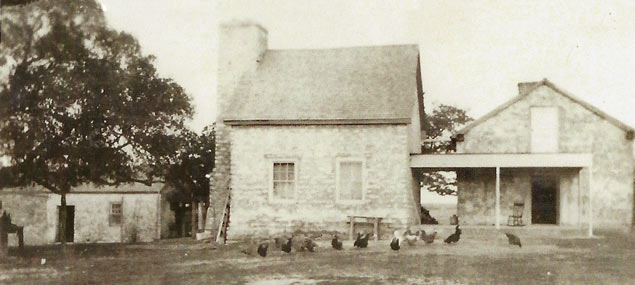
[0,183,166,245]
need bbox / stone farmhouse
[410,79,634,235]
[211,22,634,239]
[209,21,425,240]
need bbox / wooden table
[347,215,383,241]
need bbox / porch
[410,153,595,237]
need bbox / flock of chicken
[243,225,522,258]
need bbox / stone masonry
[456,83,634,229]
[208,21,268,239]
[0,186,161,245]
[227,124,420,239]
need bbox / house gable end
[455,79,634,138]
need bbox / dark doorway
[170,202,192,238]
[56,205,75,242]
[531,175,558,224]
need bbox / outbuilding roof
[224,45,423,125]
[454,79,635,136]
[0,183,164,194]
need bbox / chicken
[241,239,257,255]
[390,236,401,251]
[353,232,362,248]
[257,242,268,257]
[281,236,293,253]
[353,232,370,248]
[403,230,420,246]
[359,233,370,248]
[331,234,343,250]
[291,234,306,252]
[304,238,318,252]
[273,237,286,249]
[420,230,437,244]
[444,225,462,244]
[505,233,522,248]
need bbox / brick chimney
[217,20,268,118]
[207,21,267,241]
[518,81,543,96]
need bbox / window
[109,202,122,226]
[337,160,364,201]
[271,162,295,200]
[530,107,559,153]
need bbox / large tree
[163,125,215,237]
[0,0,192,247]
[421,104,473,196]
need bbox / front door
[56,206,75,242]
[531,175,558,224]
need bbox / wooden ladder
[215,191,231,244]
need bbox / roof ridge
[454,79,634,136]
[542,79,634,132]
[266,44,419,52]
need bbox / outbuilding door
[531,175,558,224]
[56,206,75,242]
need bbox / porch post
[588,165,593,237]
[495,167,501,230]
[577,168,582,227]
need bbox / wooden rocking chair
[507,202,524,226]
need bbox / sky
[100,0,635,133]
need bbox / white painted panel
[531,107,559,153]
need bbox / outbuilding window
[271,162,296,200]
[336,159,364,202]
[109,202,122,226]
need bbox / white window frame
[335,157,366,203]
[109,202,123,226]
[269,160,298,203]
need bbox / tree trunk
[191,200,198,239]
[60,193,67,251]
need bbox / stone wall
[59,193,160,243]
[456,84,634,228]
[0,187,51,245]
[0,188,161,245]
[227,124,419,239]
[457,168,582,226]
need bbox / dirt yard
[0,232,632,284]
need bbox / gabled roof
[454,79,635,136]
[224,45,422,125]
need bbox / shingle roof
[454,79,635,136]
[225,45,422,124]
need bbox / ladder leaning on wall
[215,191,231,245]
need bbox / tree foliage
[421,104,473,196]
[163,125,215,203]
[0,0,192,244]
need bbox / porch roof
[410,153,592,168]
